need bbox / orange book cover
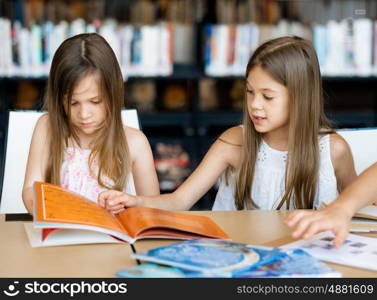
[33,181,229,244]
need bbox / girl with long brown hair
[22,33,159,214]
[100,36,356,213]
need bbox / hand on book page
[32,182,229,246]
[281,231,377,272]
[285,207,351,249]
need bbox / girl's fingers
[285,210,311,227]
[112,207,125,215]
[332,226,350,249]
[108,204,124,211]
[291,216,313,238]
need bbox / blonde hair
[232,36,332,210]
[43,33,131,191]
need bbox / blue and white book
[132,239,285,277]
[131,239,341,278]
[235,248,341,278]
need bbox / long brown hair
[43,33,130,191]
[234,36,332,210]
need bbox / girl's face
[66,73,107,141]
[246,66,290,137]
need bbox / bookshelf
[1,0,377,210]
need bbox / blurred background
[0,0,377,209]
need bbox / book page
[34,182,125,234]
[117,207,228,239]
[281,231,377,271]
[355,205,377,220]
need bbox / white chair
[0,109,139,216]
[337,128,377,175]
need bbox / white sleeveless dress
[60,147,136,203]
[212,135,338,210]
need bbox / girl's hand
[284,206,351,248]
[98,190,138,214]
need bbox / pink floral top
[60,147,135,203]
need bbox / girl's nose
[79,105,91,119]
[250,94,263,110]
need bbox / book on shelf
[281,231,377,272]
[26,181,229,247]
[129,239,340,278]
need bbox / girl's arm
[330,133,357,192]
[125,127,160,196]
[285,162,377,248]
[22,114,50,215]
[99,126,242,212]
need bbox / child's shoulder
[218,126,243,147]
[34,113,50,133]
[328,132,352,163]
[124,125,150,149]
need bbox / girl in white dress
[22,33,159,215]
[100,36,356,213]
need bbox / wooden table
[1,211,376,277]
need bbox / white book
[354,18,373,76]
[0,18,12,76]
[232,24,245,75]
[18,28,31,77]
[281,231,377,271]
[118,25,133,79]
[159,23,173,76]
[50,21,68,67]
[99,21,121,67]
[69,18,86,37]
[31,24,43,76]
[313,23,328,72]
[43,21,54,64]
[141,25,159,76]
[24,223,121,248]
[324,20,345,76]
[273,20,289,39]
[207,24,229,76]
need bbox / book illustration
[281,231,377,271]
[234,249,341,278]
[132,239,285,276]
[31,182,229,247]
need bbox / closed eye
[263,95,273,100]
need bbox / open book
[351,205,377,232]
[354,205,377,220]
[29,182,229,247]
[280,231,377,272]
